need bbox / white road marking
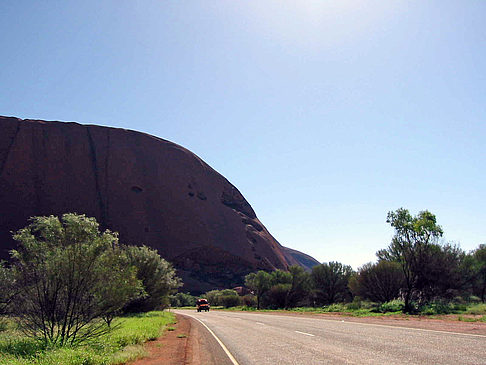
[181,314,240,365]
[256,322,265,325]
[295,330,315,337]
[228,313,486,339]
[314,318,486,339]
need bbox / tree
[378,208,443,312]
[170,292,197,307]
[470,244,486,302]
[349,261,404,303]
[311,262,353,305]
[10,214,142,345]
[123,245,182,312]
[285,265,311,308]
[204,290,223,306]
[218,289,241,308]
[245,271,272,309]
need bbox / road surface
[175,309,485,365]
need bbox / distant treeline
[172,208,486,314]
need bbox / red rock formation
[0,116,317,293]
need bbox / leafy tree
[245,270,272,309]
[285,265,311,308]
[218,289,241,308]
[204,290,222,306]
[271,269,292,286]
[170,292,197,307]
[311,262,353,305]
[201,289,240,307]
[123,245,182,312]
[378,208,443,312]
[470,244,486,302]
[10,214,141,345]
[417,243,466,300]
[265,283,291,309]
[349,261,404,303]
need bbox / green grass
[457,315,486,323]
[0,311,175,365]
[465,303,486,315]
[208,305,402,317]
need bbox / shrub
[10,214,143,345]
[265,283,291,309]
[311,262,354,306]
[170,292,197,307]
[123,245,182,313]
[345,297,362,310]
[419,301,455,315]
[204,290,223,306]
[466,303,486,315]
[376,300,405,313]
[322,303,347,312]
[350,261,404,303]
[242,294,257,307]
[219,295,240,308]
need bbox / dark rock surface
[0,116,319,293]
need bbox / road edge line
[180,313,240,365]
[213,311,486,339]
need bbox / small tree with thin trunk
[245,271,271,309]
[10,214,142,345]
[378,208,443,312]
[311,262,354,305]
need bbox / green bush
[466,303,486,315]
[169,292,196,307]
[375,300,405,313]
[345,297,362,310]
[203,289,240,307]
[241,294,257,307]
[322,303,347,312]
[0,319,8,332]
[219,295,241,308]
[419,301,455,315]
[467,296,482,304]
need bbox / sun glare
[242,0,398,49]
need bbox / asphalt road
[175,309,486,365]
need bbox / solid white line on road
[256,322,265,325]
[312,318,486,339]
[182,314,240,365]
[295,331,315,337]
[236,313,486,339]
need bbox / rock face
[281,247,320,272]
[0,116,319,293]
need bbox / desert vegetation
[173,208,486,319]
[0,213,181,364]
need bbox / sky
[1,1,485,268]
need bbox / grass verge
[0,311,175,365]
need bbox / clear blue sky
[1,1,485,268]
